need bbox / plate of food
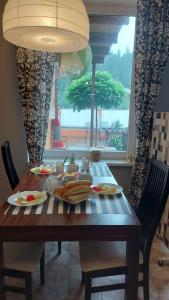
[53,180,92,205]
[7,191,47,207]
[92,183,123,195]
[56,172,81,183]
[31,166,53,175]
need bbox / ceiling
[84,0,136,6]
[84,0,137,15]
[83,1,136,64]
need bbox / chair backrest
[1,141,19,190]
[137,159,169,260]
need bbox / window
[44,16,136,160]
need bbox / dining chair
[79,158,169,300]
[1,141,62,255]
[1,141,19,190]
[1,142,45,298]
[135,158,166,219]
[2,242,45,300]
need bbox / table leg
[0,241,5,300]
[125,229,140,300]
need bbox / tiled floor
[5,238,169,300]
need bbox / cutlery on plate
[62,156,68,165]
[58,172,67,181]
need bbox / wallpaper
[150,112,169,246]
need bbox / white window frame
[44,12,136,162]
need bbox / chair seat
[79,241,143,272]
[4,242,44,273]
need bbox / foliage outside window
[65,71,126,111]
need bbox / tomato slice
[26,194,37,201]
[92,186,102,192]
[40,169,49,174]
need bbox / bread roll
[66,192,91,202]
[64,180,90,191]
[64,185,92,197]
[53,186,65,197]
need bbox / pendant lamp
[3,0,89,52]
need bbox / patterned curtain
[16,47,57,163]
[128,0,169,208]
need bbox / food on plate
[92,184,119,194]
[57,172,80,178]
[92,186,102,193]
[26,194,37,201]
[40,169,50,174]
[31,166,53,175]
[64,180,90,190]
[53,186,65,197]
[66,192,91,203]
[16,192,43,205]
[63,185,91,197]
[53,180,92,203]
[56,172,81,183]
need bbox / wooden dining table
[0,162,141,300]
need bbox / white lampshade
[3,0,89,52]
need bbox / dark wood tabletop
[0,162,141,300]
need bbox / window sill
[44,157,133,167]
[106,160,134,167]
[44,148,129,161]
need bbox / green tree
[97,48,133,89]
[65,71,126,111]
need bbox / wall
[0,0,27,199]
[150,54,169,246]
[155,57,169,112]
[149,113,169,246]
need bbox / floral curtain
[16,47,57,163]
[128,0,169,208]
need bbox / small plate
[92,183,123,195]
[31,166,53,175]
[56,172,81,184]
[78,174,93,184]
[7,191,47,207]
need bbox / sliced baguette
[53,186,65,197]
[66,192,91,203]
[64,185,92,197]
[64,180,90,191]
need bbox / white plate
[31,166,53,175]
[7,191,47,207]
[54,193,89,205]
[92,183,123,195]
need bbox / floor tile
[4,238,169,300]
